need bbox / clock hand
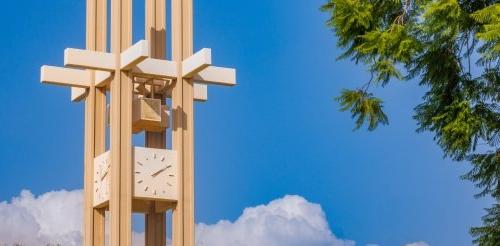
[151,168,166,177]
[100,170,109,180]
[151,165,172,177]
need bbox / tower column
[109,0,133,245]
[145,0,168,245]
[172,0,195,244]
[83,0,107,245]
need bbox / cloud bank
[405,242,430,246]
[196,195,353,246]
[0,190,82,245]
[0,189,428,246]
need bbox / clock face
[134,147,178,201]
[93,151,110,207]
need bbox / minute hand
[101,170,109,180]
[151,165,171,177]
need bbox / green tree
[321,0,500,244]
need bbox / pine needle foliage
[322,0,500,244]
[471,204,500,245]
[336,89,389,131]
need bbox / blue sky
[0,0,492,245]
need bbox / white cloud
[405,242,430,246]
[0,189,429,246]
[0,189,83,245]
[196,195,354,246]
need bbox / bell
[132,96,169,133]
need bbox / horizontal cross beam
[132,58,177,79]
[120,40,149,70]
[65,49,115,71]
[182,48,211,78]
[194,66,236,86]
[71,83,208,102]
[65,40,149,71]
[42,40,235,102]
[41,66,92,88]
[41,66,112,88]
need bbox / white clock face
[93,151,110,207]
[134,147,178,201]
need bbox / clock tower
[40,0,236,245]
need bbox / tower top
[39,0,237,245]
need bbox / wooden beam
[70,75,207,102]
[72,87,89,102]
[83,81,96,246]
[109,0,133,244]
[93,208,105,245]
[172,0,196,244]
[95,71,113,87]
[93,85,107,246]
[83,2,97,244]
[41,65,92,88]
[182,48,211,78]
[181,0,195,243]
[121,40,149,70]
[83,0,107,245]
[65,48,115,71]
[133,58,177,79]
[171,0,184,243]
[194,66,236,86]
[194,83,207,101]
[145,0,168,244]
[70,71,109,102]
